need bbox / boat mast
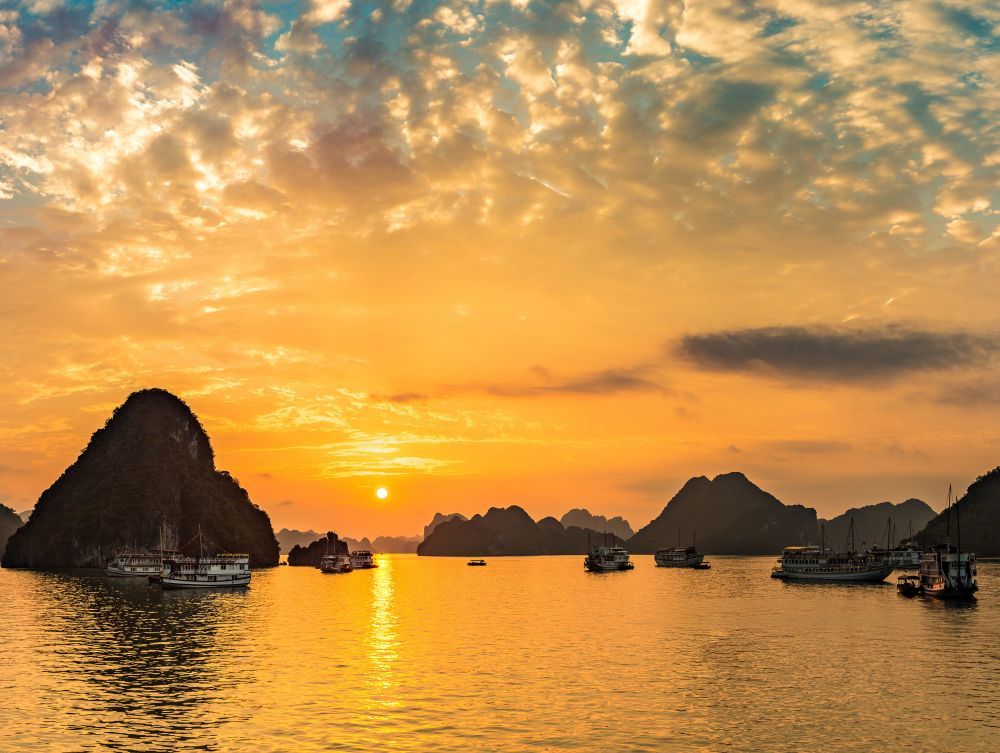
[847,517,856,555]
[946,484,951,544]
[821,523,825,552]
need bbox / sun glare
[376,487,389,500]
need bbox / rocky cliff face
[423,512,467,540]
[2,388,279,568]
[916,469,1000,556]
[418,506,624,556]
[287,532,348,566]
[0,504,23,559]
[627,472,819,554]
[560,508,633,540]
[819,498,935,551]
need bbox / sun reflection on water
[365,557,400,704]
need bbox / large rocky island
[2,388,279,568]
[0,504,23,556]
[418,506,624,556]
[627,472,819,554]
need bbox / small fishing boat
[467,559,487,566]
[350,550,378,569]
[320,553,354,574]
[896,574,921,596]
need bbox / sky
[1,0,999,537]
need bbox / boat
[918,485,978,598]
[872,543,922,570]
[770,518,892,583]
[584,533,634,572]
[654,546,709,567]
[320,553,354,574]
[106,551,165,578]
[896,574,921,596]
[771,546,893,582]
[467,559,487,566]
[349,550,377,569]
[655,530,710,568]
[871,517,921,569]
[155,552,251,588]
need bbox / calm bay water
[2,555,999,752]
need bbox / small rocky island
[287,532,349,566]
[1,388,279,568]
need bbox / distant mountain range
[560,509,633,540]
[819,499,935,551]
[418,506,625,556]
[275,528,420,554]
[627,472,819,555]
[916,468,1000,556]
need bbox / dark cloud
[373,393,430,404]
[482,367,670,397]
[676,326,997,382]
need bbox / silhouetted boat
[467,559,487,566]
[350,550,377,569]
[919,486,977,598]
[320,554,353,574]
[655,530,709,568]
[896,574,921,596]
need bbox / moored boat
[320,553,354,574]
[896,574,921,596]
[466,559,487,566]
[350,550,377,569]
[654,546,707,569]
[770,546,892,582]
[106,551,164,578]
[155,552,251,588]
[919,544,977,598]
[872,543,922,570]
[918,485,977,598]
[584,539,634,572]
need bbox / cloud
[677,326,997,382]
[764,440,853,454]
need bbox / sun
[376,487,389,500]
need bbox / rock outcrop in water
[560,508,633,540]
[1,388,279,568]
[819,498,935,550]
[418,505,624,556]
[627,472,819,554]
[287,532,348,565]
[916,468,1000,556]
[0,503,23,558]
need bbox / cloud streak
[677,326,997,382]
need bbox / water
[2,556,999,752]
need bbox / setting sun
[376,488,389,500]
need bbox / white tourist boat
[584,541,634,572]
[106,551,164,578]
[155,553,251,588]
[320,553,354,574]
[654,546,707,568]
[349,550,377,569]
[871,543,921,570]
[770,545,893,582]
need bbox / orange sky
[1,1,998,536]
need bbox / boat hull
[106,567,160,578]
[159,574,250,588]
[584,562,634,572]
[772,565,893,582]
